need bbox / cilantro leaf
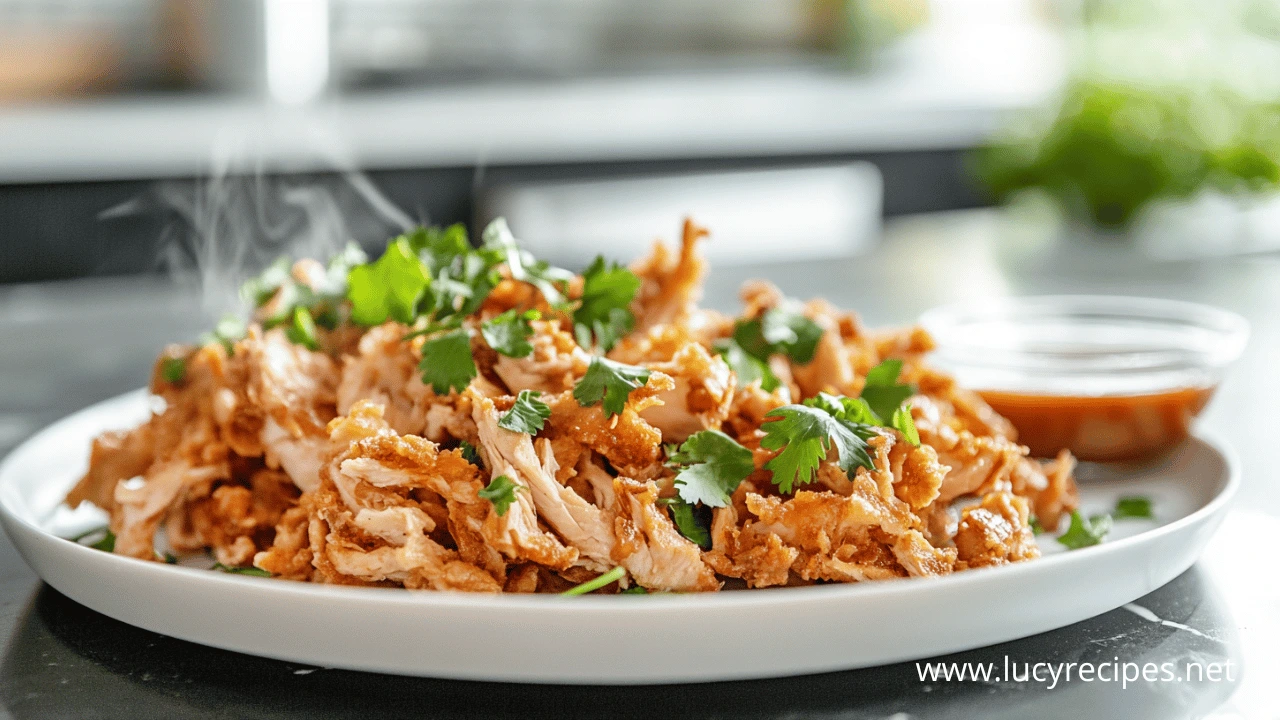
[498,390,551,434]
[92,531,115,552]
[480,309,539,357]
[72,527,115,552]
[573,357,652,418]
[242,243,365,336]
[760,396,878,493]
[241,256,292,308]
[211,562,271,577]
[620,585,649,595]
[418,328,476,394]
[285,305,320,351]
[664,498,712,549]
[573,255,640,351]
[347,238,431,326]
[860,359,916,422]
[574,307,634,355]
[1113,496,1154,520]
[200,315,246,355]
[714,338,780,392]
[890,404,920,446]
[404,223,471,274]
[161,357,187,384]
[478,475,522,516]
[1029,516,1046,535]
[733,302,824,365]
[1056,510,1112,550]
[458,440,480,465]
[481,218,573,307]
[561,566,627,596]
[668,430,755,508]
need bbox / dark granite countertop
[0,208,1275,719]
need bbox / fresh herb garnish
[242,243,365,336]
[160,357,187,384]
[1113,496,1154,520]
[662,498,712,549]
[70,526,115,552]
[572,255,640,352]
[890,404,920,446]
[480,309,540,358]
[418,328,477,394]
[714,338,780,392]
[482,218,574,307]
[478,475,522,517]
[1056,510,1112,550]
[458,440,480,465]
[285,305,320,351]
[405,223,472,275]
[346,238,431,326]
[733,302,824,365]
[498,390,552,435]
[619,585,649,595]
[667,430,754,508]
[561,566,627,596]
[572,357,652,418]
[211,562,271,577]
[760,393,879,493]
[1029,516,1046,534]
[200,315,246,355]
[859,359,916,424]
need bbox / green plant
[975,78,1280,228]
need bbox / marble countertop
[0,208,1275,719]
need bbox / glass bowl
[919,296,1249,462]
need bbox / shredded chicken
[67,216,1077,593]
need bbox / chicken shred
[67,217,1076,593]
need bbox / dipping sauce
[978,386,1217,462]
[920,295,1248,465]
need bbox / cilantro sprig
[199,315,247,355]
[478,475,523,517]
[733,301,825,365]
[1113,496,1154,520]
[498,390,551,435]
[458,440,480,465]
[573,255,640,352]
[285,305,320,351]
[561,566,627,596]
[160,357,187,384]
[667,430,754,508]
[347,238,431,326]
[480,309,540,358]
[212,563,272,577]
[573,357,652,418]
[1056,510,1113,550]
[482,218,574,307]
[418,328,477,394]
[244,243,366,336]
[760,393,879,493]
[714,338,780,392]
[860,359,915,423]
[662,498,712,549]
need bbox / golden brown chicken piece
[68,215,1077,592]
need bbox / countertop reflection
[0,208,1276,719]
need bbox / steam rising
[103,152,413,321]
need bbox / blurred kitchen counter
[0,21,1060,184]
[0,207,1276,718]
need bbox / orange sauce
[978,386,1217,462]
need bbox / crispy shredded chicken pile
[66,220,1078,592]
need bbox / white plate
[0,391,1239,684]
